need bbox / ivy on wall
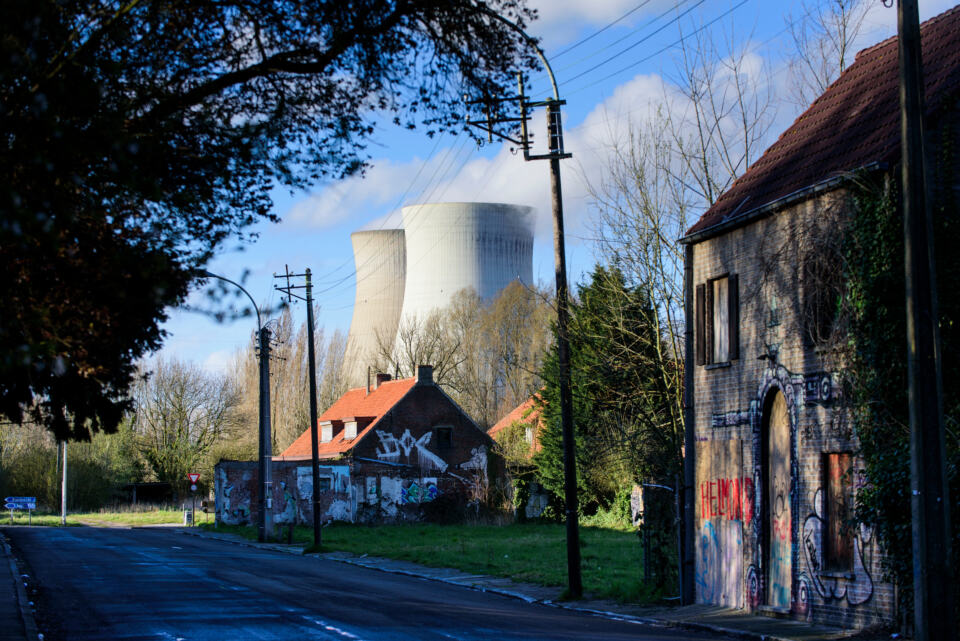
[843,112,960,624]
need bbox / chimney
[374,373,392,390]
[416,364,433,385]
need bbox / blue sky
[158,0,954,373]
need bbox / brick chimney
[416,364,434,385]
[374,373,391,390]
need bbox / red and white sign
[187,473,200,484]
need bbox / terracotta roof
[685,5,960,239]
[488,395,543,454]
[279,377,416,459]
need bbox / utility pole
[897,2,954,639]
[258,325,274,542]
[60,441,67,527]
[275,266,323,548]
[467,60,581,595]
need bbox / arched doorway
[762,389,791,608]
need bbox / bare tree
[132,358,241,497]
[786,0,871,108]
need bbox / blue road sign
[5,497,36,510]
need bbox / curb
[178,528,801,641]
[2,534,41,641]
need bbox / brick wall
[690,188,896,628]
[214,380,496,526]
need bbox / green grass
[203,521,661,602]
[1,506,186,527]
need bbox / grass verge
[202,521,663,603]
[1,507,185,527]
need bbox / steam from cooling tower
[342,202,534,388]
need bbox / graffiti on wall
[401,478,440,504]
[801,488,874,605]
[217,466,252,525]
[695,439,746,608]
[376,429,448,472]
[700,476,755,525]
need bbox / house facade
[215,365,494,526]
[683,6,959,628]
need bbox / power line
[567,0,749,95]
[550,0,658,59]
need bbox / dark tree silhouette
[0,0,539,440]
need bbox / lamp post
[199,271,274,541]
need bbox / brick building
[682,7,959,628]
[215,365,494,525]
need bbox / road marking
[302,615,364,640]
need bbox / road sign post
[187,474,200,527]
[5,497,36,524]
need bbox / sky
[158,0,955,374]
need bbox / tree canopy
[1,0,539,440]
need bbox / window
[344,420,357,440]
[320,421,333,443]
[435,426,452,449]
[822,453,854,571]
[696,274,739,365]
[318,477,332,492]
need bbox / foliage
[534,265,680,515]
[0,420,140,511]
[0,0,540,441]
[374,282,554,429]
[844,163,960,618]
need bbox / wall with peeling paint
[688,192,895,628]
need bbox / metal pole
[60,441,67,527]
[305,269,322,548]
[897,2,953,639]
[548,104,582,598]
[258,326,274,541]
[682,243,696,604]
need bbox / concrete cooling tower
[343,229,407,388]
[398,202,534,322]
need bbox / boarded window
[822,453,854,571]
[318,477,332,492]
[698,275,739,365]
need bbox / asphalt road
[4,526,729,641]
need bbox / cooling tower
[343,229,407,388]
[398,202,534,324]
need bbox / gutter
[679,162,887,245]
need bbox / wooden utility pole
[897,1,954,638]
[275,266,323,548]
[466,59,581,596]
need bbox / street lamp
[198,271,274,541]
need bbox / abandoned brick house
[682,7,958,629]
[214,365,494,525]
[488,396,550,519]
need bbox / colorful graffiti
[699,476,754,525]
[695,520,744,607]
[801,489,874,605]
[401,479,440,504]
[376,429,448,472]
[767,389,792,610]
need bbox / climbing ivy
[843,121,960,623]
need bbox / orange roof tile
[685,5,960,239]
[279,377,416,458]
